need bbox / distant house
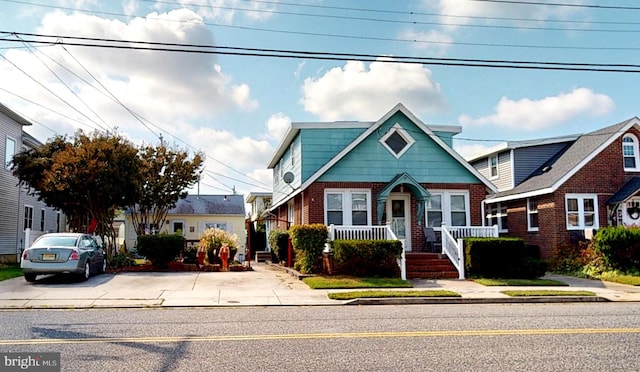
[123,194,247,258]
[246,192,272,256]
[0,102,65,262]
[468,117,640,258]
[266,103,497,255]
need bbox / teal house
[266,103,497,278]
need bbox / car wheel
[99,258,107,274]
[80,262,90,281]
[24,273,37,282]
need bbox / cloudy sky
[1,0,638,199]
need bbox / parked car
[20,233,107,282]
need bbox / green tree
[128,143,203,235]
[12,130,142,257]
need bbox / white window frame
[288,200,295,225]
[425,190,470,228]
[40,208,45,231]
[5,136,16,170]
[489,154,499,179]
[24,205,33,231]
[379,123,415,159]
[565,194,599,230]
[204,222,229,232]
[324,189,372,226]
[485,203,508,232]
[623,134,640,171]
[527,198,539,232]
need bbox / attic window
[380,123,415,159]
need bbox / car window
[32,236,78,248]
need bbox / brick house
[468,117,640,259]
[266,103,497,255]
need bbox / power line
[472,0,640,10]
[4,0,640,51]
[4,32,640,73]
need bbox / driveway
[0,263,337,308]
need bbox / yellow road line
[1,328,639,345]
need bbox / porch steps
[405,252,459,279]
[254,251,272,263]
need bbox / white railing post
[457,239,465,280]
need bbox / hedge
[332,239,403,277]
[465,237,547,279]
[290,224,328,274]
[136,234,185,268]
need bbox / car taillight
[22,250,29,261]
[69,249,79,261]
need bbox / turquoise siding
[314,112,480,184]
[300,128,365,181]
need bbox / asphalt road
[1,303,639,371]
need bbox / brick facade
[274,181,490,251]
[503,128,640,259]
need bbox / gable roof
[297,103,497,194]
[607,176,640,205]
[0,102,32,126]
[487,117,640,204]
[465,134,579,163]
[168,194,245,216]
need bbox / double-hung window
[24,205,33,231]
[527,198,539,232]
[485,203,508,232]
[489,154,498,179]
[325,190,371,226]
[5,136,16,169]
[425,191,469,228]
[565,194,598,230]
[623,134,639,170]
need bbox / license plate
[42,253,56,261]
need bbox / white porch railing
[441,224,499,280]
[328,224,406,280]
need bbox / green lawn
[0,264,23,281]
[328,290,460,300]
[599,272,640,286]
[473,278,568,286]
[501,290,596,297]
[302,275,412,289]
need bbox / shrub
[290,224,329,274]
[592,226,640,271]
[182,245,199,265]
[332,239,403,277]
[198,228,239,265]
[268,229,290,263]
[137,234,185,268]
[465,237,547,279]
[108,252,135,269]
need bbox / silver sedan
[20,233,107,282]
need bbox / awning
[607,176,640,204]
[376,172,431,225]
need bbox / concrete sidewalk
[0,263,638,309]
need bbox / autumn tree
[128,143,203,236]
[12,130,142,257]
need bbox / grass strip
[473,278,568,286]
[501,290,596,297]
[0,264,23,281]
[599,273,640,286]
[303,276,412,289]
[328,290,460,300]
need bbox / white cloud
[0,8,259,136]
[454,142,496,160]
[458,88,614,131]
[435,0,589,31]
[266,113,291,142]
[177,0,277,24]
[300,59,446,121]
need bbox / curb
[345,296,610,305]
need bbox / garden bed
[109,261,252,273]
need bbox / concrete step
[254,251,272,263]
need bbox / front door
[386,194,411,251]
